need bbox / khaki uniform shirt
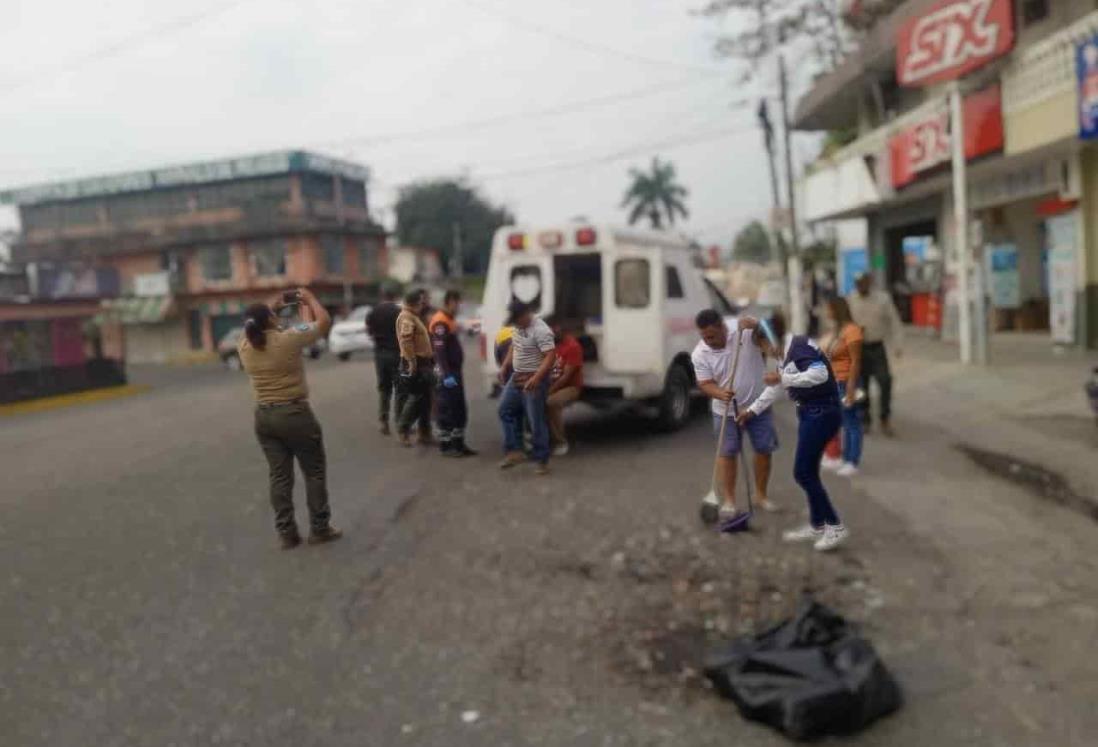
[396,307,432,361]
[239,322,322,404]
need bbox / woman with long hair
[238,289,340,549]
[822,297,864,477]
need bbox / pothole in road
[957,444,1098,522]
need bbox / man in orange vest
[430,290,477,457]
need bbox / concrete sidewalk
[887,329,1098,505]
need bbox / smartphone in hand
[282,290,300,304]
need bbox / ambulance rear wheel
[657,365,692,432]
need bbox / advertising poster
[839,247,868,296]
[1046,214,1077,344]
[1078,35,1098,140]
[986,244,1020,309]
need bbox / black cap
[506,299,532,325]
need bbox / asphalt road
[3,353,1098,746]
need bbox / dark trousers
[374,348,402,424]
[254,402,331,535]
[397,363,434,435]
[436,376,469,442]
[860,341,893,424]
[793,401,843,528]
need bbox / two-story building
[797,0,1098,351]
[1,150,387,363]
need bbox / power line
[468,124,756,182]
[462,0,725,77]
[311,76,733,149]
[0,0,252,95]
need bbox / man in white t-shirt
[497,300,557,475]
[691,309,781,523]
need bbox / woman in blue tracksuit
[751,334,848,552]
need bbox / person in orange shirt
[822,297,864,477]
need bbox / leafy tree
[731,221,772,264]
[394,179,514,276]
[621,157,689,230]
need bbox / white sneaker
[552,442,570,457]
[814,524,848,552]
[836,462,860,477]
[782,524,824,543]
[821,456,843,472]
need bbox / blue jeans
[794,401,843,528]
[838,382,863,466]
[499,376,549,464]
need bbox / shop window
[252,239,287,277]
[199,245,233,281]
[343,180,366,208]
[615,259,650,309]
[358,238,381,278]
[665,264,685,299]
[1021,0,1049,26]
[321,235,344,274]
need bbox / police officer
[395,289,435,447]
[238,288,342,550]
[430,290,477,457]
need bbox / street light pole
[778,53,807,334]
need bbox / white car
[481,224,738,431]
[328,305,374,361]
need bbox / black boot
[440,439,459,457]
[453,438,478,457]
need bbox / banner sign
[889,85,1003,188]
[897,0,1015,87]
[986,244,1020,309]
[1046,213,1077,344]
[1077,35,1098,139]
[839,247,868,296]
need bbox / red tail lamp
[507,233,527,251]
[576,227,597,246]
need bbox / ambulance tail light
[576,227,597,246]
[507,233,527,251]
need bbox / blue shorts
[712,408,779,457]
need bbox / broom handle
[710,328,745,496]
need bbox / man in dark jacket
[430,290,477,457]
[366,287,401,435]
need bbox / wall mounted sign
[897,0,1015,87]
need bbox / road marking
[0,384,150,417]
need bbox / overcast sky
[0,0,815,248]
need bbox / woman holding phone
[238,288,342,549]
[822,297,864,477]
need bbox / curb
[0,384,151,418]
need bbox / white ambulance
[479,224,738,430]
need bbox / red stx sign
[897,0,1014,87]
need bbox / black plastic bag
[704,598,902,740]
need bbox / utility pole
[949,83,973,364]
[451,221,464,281]
[757,99,788,269]
[778,53,807,335]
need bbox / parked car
[218,325,325,370]
[480,224,738,431]
[328,305,374,361]
[457,305,483,337]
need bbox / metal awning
[100,296,175,325]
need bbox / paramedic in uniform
[238,289,342,550]
[430,290,477,457]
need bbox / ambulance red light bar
[507,232,526,251]
[576,227,597,246]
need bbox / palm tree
[621,157,689,229]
